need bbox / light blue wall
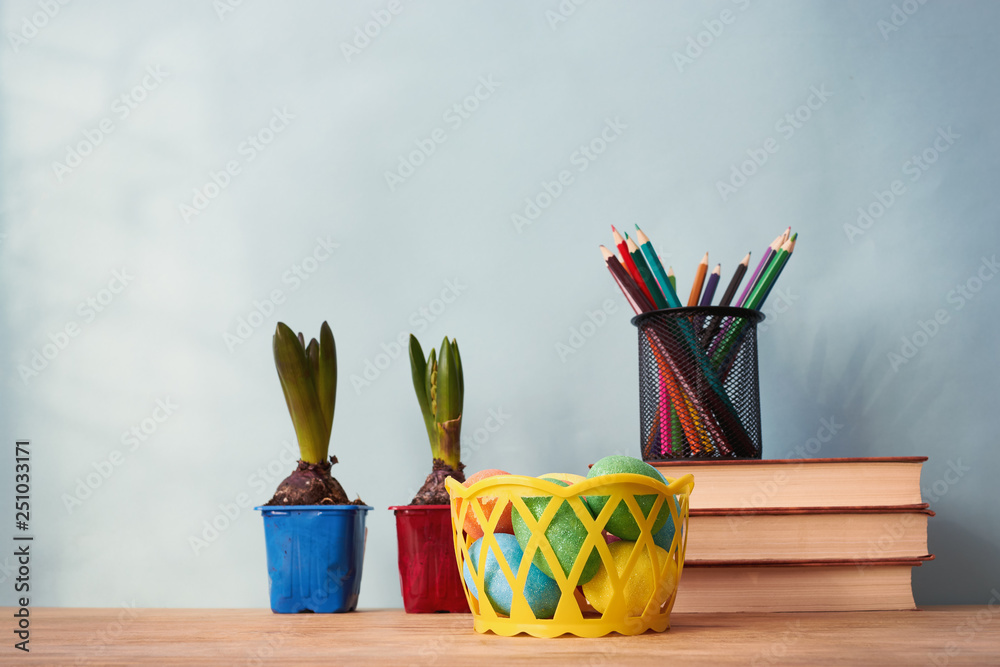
[2,0,998,609]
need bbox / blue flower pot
[256,505,373,613]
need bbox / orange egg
[461,469,514,539]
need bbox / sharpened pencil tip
[611,224,618,233]
[701,252,709,263]
[741,252,751,265]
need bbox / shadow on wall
[788,324,885,458]
[915,519,1000,605]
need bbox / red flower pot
[390,505,469,613]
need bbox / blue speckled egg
[461,534,562,619]
[462,538,485,599]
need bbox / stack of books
[652,457,932,613]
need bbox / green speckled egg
[585,456,669,540]
[512,477,601,585]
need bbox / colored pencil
[711,234,798,374]
[626,235,669,309]
[662,389,689,456]
[634,227,682,308]
[699,264,721,306]
[670,402,684,455]
[644,407,661,459]
[599,226,797,458]
[646,336,729,455]
[658,376,670,456]
[687,252,709,307]
[649,351,698,455]
[736,232,783,308]
[618,260,741,452]
[638,226,672,297]
[632,233,752,452]
[654,310,752,455]
[719,252,750,307]
[601,246,643,313]
[601,246,653,313]
[710,243,768,354]
[700,252,750,347]
[612,225,655,307]
[745,235,794,310]
[709,234,795,360]
[753,233,797,309]
[632,229,733,452]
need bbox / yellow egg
[539,472,587,486]
[582,541,676,617]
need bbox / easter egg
[582,541,675,617]
[462,540,481,599]
[461,469,515,540]
[512,477,601,586]
[539,472,587,486]
[462,534,562,619]
[539,472,591,510]
[652,497,678,552]
[585,456,669,540]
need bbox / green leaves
[426,348,437,417]
[409,335,435,448]
[436,337,461,423]
[409,334,464,467]
[273,321,337,464]
[315,322,337,443]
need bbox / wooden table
[13,607,1000,665]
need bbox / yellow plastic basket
[445,473,693,638]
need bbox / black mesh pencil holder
[632,307,765,461]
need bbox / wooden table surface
[11,606,1000,666]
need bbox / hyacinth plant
[265,321,363,506]
[408,334,466,504]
